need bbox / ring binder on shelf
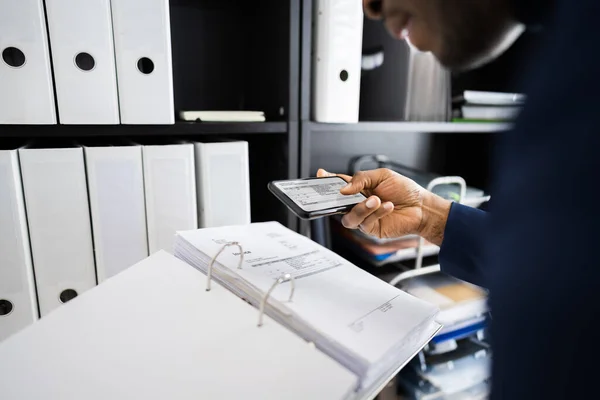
[259,273,295,327]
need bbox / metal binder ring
[258,273,295,327]
[206,242,244,292]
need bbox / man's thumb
[340,174,368,195]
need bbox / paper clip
[206,242,244,292]
[258,273,295,327]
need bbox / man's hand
[317,168,452,246]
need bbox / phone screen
[271,177,367,212]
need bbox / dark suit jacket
[438,0,600,398]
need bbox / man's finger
[359,202,395,237]
[341,196,382,229]
[316,168,352,182]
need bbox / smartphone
[268,176,367,220]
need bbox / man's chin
[437,23,527,73]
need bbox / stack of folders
[395,273,491,399]
[0,141,251,343]
[404,48,452,122]
[174,222,443,396]
[452,91,526,123]
[332,222,440,267]
[399,272,488,346]
[1,0,174,124]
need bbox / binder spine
[312,0,364,123]
[0,0,57,124]
[44,0,120,124]
[111,0,174,124]
[0,150,38,342]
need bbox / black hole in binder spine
[137,57,155,74]
[340,70,349,82]
[2,47,26,68]
[59,289,78,304]
[0,300,13,316]
[75,52,95,71]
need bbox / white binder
[84,146,149,282]
[19,148,97,317]
[111,0,175,124]
[0,251,358,400]
[143,144,197,253]
[0,150,38,343]
[195,141,251,228]
[0,0,56,124]
[44,0,120,124]
[312,0,364,123]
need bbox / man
[318,0,600,398]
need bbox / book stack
[453,90,526,123]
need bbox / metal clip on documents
[205,241,295,327]
[258,274,296,327]
[206,242,243,292]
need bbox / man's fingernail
[341,215,350,227]
[384,202,394,211]
[366,198,377,209]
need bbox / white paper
[176,222,439,381]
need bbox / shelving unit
[0,0,527,236]
[0,0,301,232]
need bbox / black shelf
[0,121,288,138]
[309,121,511,134]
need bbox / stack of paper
[400,272,488,341]
[332,219,439,266]
[453,90,525,123]
[174,222,442,394]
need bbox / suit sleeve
[438,202,490,288]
